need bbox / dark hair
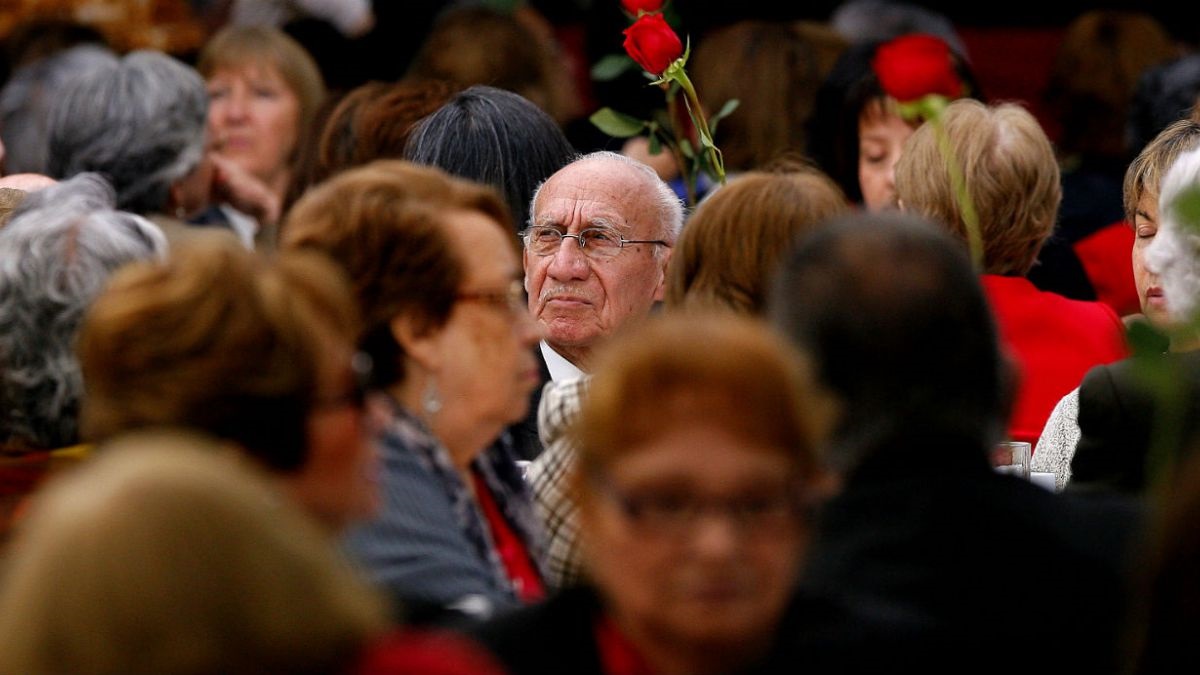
[1129,54,1200,156]
[769,212,1006,472]
[807,38,980,204]
[405,85,576,231]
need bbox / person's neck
[389,378,491,477]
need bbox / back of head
[0,173,166,451]
[1046,10,1176,161]
[769,212,1006,474]
[0,432,386,675]
[44,50,208,214]
[78,235,358,472]
[895,99,1061,276]
[312,78,459,186]
[691,21,846,171]
[0,44,118,175]
[280,159,512,387]
[405,85,576,231]
[406,6,569,122]
[665,166,848,314]
[831,0,967,56]
[573,313,827,482]
[1129,54,1200,155]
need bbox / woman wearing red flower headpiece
[809,33,978,212]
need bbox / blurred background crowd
[1,1,1200,673]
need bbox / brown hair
[311,78,459,187]
[280,160,512,386]
[1046,11,1176,160]
[895,99,1061,275]
[572,314,829,482]
[198,26,327,148]
[1123,118,1200,223]
[406,6,576,124]
[692,21,847,171]
[0,432,386,674]
[666,166,848,314]
[78,234,358,472]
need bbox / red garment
[982,275,1128,446]
[594,614,656,675]
[1074,221,1139,317]
[353,629,508,675]
[471,471,545,604]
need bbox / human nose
[546,234,590,281]
[688,508,741,558]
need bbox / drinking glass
[991,441,1031,480]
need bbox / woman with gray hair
[43,50,270,247]
[0,173,166,544]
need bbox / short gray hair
[0,44,118,175]
[529,150,684,257]
[0,173,166,450]
[45,50,208,215]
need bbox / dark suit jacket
[803,435,1144,674]
[507,347,552,461]
[1072,350,1200,494]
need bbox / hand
[208,154,281,225]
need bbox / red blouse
[471,471,545,603]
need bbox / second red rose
[622,13,683,77]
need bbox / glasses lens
[526,226,561,255]
[580,227,621,258]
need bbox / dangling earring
[421,379,442,417]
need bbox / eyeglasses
[520,225,669,259]
[456,279,527,317]
[589,472,803,538]
[313,351,374,411]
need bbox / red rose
[871,34,962,103]
[622,13,683,76]
[620,0,665,13]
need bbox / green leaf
[679,137,695,159]
[591,54,636,81]
[648,134,662,156]
[713,98,740,122]
[589,108,648,138]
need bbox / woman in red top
[896,99,1128,445]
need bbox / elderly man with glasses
[516,150,682,586]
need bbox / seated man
[519,151,682,584]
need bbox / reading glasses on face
[521,225,669,259]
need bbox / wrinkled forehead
[534,162,657,234]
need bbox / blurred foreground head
[770,213,1008,475]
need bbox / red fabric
[1074,221,1139,317]
[594,614,656,675]
[471,471,545,603]
[353,629,507,675]
[982,275,1129,446]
